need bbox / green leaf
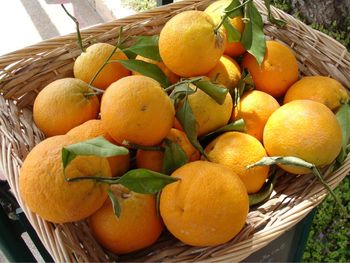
[233,69,254,106]
[117,59,170,88]
[249,168,279,206]
[193,79,229,105]
[123,35,161,61]
[117,169,179,194]
[169,83,196,102]
[241,1,266,65]
[122,49,137,59]
[61,136,129,170]
[201,119,246,141]
[107,189,121,217]
[223,17,241,42]
[264,0,287,27]
[224,0,243,18]
[176,97,206,157]
[162,139,188,175]
[246,156,314,170]
[336,102,350,163]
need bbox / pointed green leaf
[107,189,121,217]
[223,17,241,42]
[246,156,314,170]
[336,102,350,163]
[117,169,179,194]
[123,35,161,61]
[117,59,170,88]
[162,139,188,175]
[202,119,246,141]
[224,0,243,18]
[233,69,255,106]
[249,169,278,206]
[241,1,266,65]
[176,97,206,157]
[193,79,229,105]
[169,83,196,103]
[264,0,286,27]
[61,136,129,170]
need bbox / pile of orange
[19,0,348,256]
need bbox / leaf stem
[88,27,124,87]
[214,0,252,33]
[61,4,85,52]
[65,175,120,184]
[164,77,203,92]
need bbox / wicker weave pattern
[0,0,349,261]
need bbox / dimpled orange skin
[206,55,242,90]
[204,0,246,57]
[136,150,164,173]
[232,90,280,141]
[160,161,249,246]
[188,87,233,137]
[101,75,175,146]
[204,132,269,194]
[284,76,349,111]
[19,135,111,224]
[242,40,299,98]
[159,10,225,77]
[132,55,180,84]
[73,43,130,90]
[67,120,130,177]
[89,185,163,254]
[33,78,99,137]
[263,100,342,174]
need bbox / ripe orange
[89,185,163,254]
[33,78,99,137]
[284,76,349,111]
[232,90,280,141]
[136,128,200,172]
[101,75,175,146]
[159,10,225,77]
[19,135,111,223]
[136,150,164,173]
[264,100,342,174]
[204,132,269,194]
[205,0,246,57]
[67,120,130,177]
[133,55,180,84]
[74,43,130,90]
[188,87,233,136]
[160,161,249,246]
[206,55,242,90]
[242,40,299,97]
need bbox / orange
[67,120,130,177]
[19,135,111,223]
[159,10,225,77]
[188,86,233,136]
[160,161,249,246]
[284,76,349,111]
[33,78,99,137]
[232,90,280,141]
[136,150,164,173]
[133,55,180,84]
[101,75,175,146]
[89,185,163,254]
[264,100,342,174]
[242,40,299,97]
[205,0,246,57]
[136,128,200,172]
[206,55,242,90]
[166,128,200,162]
[204,132,269,194]
[74,43,130,90]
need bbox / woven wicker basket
[1,0,350,261]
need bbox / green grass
[121,0,156,12]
